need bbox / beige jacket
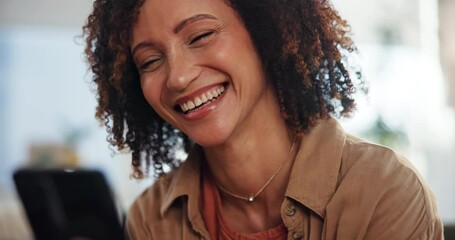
[126,118,443,239]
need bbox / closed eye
[188,31,215,45]
[140,57,162,72]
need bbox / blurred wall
[0,0,92,28]
[334,0,420,46]
[439,0,455,106]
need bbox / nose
[166,48,200,91]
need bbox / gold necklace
[216,138,297,203]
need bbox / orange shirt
[200,163,287,240]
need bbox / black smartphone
[13,168,125,240]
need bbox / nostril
[166,63,202,92]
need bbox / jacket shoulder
[333,135,442,239]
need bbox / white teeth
[187,101,195,109]
[201,94,208,102]
[194,97,202,107]
[179,85,226,112]
[181,103,188,112]
[207,92,214,100]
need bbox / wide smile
[175,83,228,115]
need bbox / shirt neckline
[160,117,346,221]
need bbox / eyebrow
[173,14,217,34]
[131,14,218,56]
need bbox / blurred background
[0,0,454,238]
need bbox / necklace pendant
[247,196,255,202]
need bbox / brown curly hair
[83,0,363,178]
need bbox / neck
[201,86,300,232]
[203,119,298,232]
[203,90,296,207]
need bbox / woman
[83,0,443,239]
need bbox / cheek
[140,76,166,112]
[213,34,263,73]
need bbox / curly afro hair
[83,0,363,178]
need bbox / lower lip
[180,86,228,121]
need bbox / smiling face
[131,0,280,146]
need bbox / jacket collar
[160,118,346,220]
[286,118,345,219]
[160,145,203,217]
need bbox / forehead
[130,0,239,50]
[133,0,232,32]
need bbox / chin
[191,135,228,148]
[186,128,232,148]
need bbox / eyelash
[138,31,216,72]
[140,58,161,71]
[189,31,214,45]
